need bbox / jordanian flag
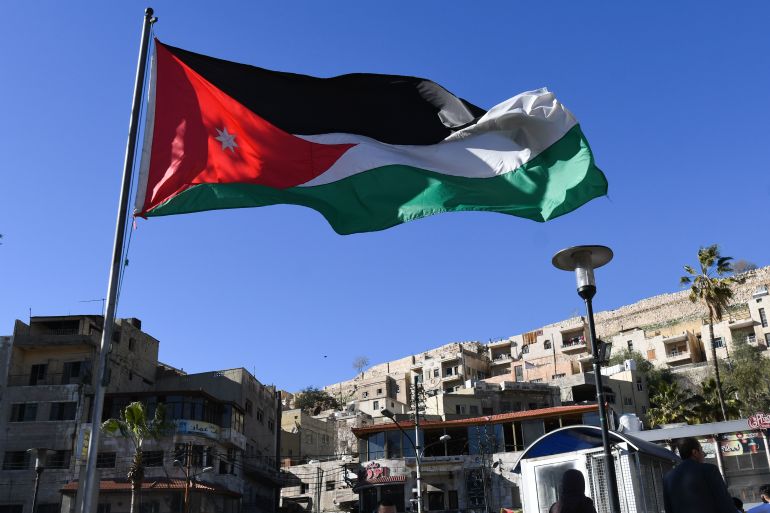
[135,41,607,234]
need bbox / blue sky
[1,2,768,392]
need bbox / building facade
[0,315,281,513]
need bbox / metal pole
[414,374,423,513]
[80,9,156,513]
[585,296,621,513]
[31,467,43,512]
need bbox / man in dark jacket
[663,437,737,513]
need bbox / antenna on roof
[79,298,107,316]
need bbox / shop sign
[175,419,220,439]
[718,432,763,457]
[365,461,391,480]
[748,412,770,429]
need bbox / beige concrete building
[0,315,282,513]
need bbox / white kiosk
[513,425,679,513]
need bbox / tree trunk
[130,485,137,513]
[709,310,728,421]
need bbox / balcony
[728,318,755,329]
[12,333,100,348]
[666,349,692,364]
[561,336,587,354]
[220,428,247,450]
[442,373,462,382]
[7,373,91,387]
[490,354,512,365]
[663,333,688,344]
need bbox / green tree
[680,245,743,421]
[102,402,168,513]
[294,386,339,414]
[689,378,741,424]
[724,338,770,414]
[647,381,694,428]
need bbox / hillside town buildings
[2,266,768,512]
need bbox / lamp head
[552,245,613,299]
[439,435,451,442]
[173,459,183,468]
[380,408,396,420]
[26,448,49,470]
[201,466,214,473]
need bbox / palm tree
[102,401,168,513]
[680,244,743,422]
[647,381,694,427]
[690,378,740,423]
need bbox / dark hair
[378,499,396,507]
[760,484,770,502]
[550,469,594,513]
[732,496,743,509]
[676,437,701,460]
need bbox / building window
[128,338,136,351]
[362,391,369,398]
[627,340,633,351]
[760,308,768,328]
[372,400,379,410]
[712,337,725,349]
[530,378,543,383]
[647,349,656,360]
[97,452,117,468]
[623,397,633,406]
[544,340,552,350]
[46,450,71,469]
[245,399,253,416]
[29,364,47,385]
[551,373,566,379]
[636,378,643,391]
[268,419,275,432]
[376,388,383,395]
[63,361,85,384]
[10,403,37,422]
[521,345,529,354]
[256,408,264,422]
[469,405,479,415]
[448,490,459,509]
[50,402,77,421]
[514,365,523,382]
[326,481,335,491]
[300,483,308,494]
[2,451,29,470]
[455,405,466,414]
[144,451,164,467]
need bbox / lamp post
[553,245,621,513]
[174,458,213,513]
[27,447,49,513]
[380,408,450,513]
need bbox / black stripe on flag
[161,42,486,145]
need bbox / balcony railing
[562,336,585,348]
[7,373,91,387]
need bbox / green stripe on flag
[144,125,607,235]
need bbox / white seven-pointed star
[215,127,238,152]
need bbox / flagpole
[80,8,156,513]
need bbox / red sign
[365,462,391,480]
[748,413,770,430]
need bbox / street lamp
[381,408,451,513]
[27,448,49,513]
[174,459,213,513]
[553,245,621,513]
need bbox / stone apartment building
[0,315,282,513]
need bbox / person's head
[377,498,397,513]
[560,469,586,495]
[733,496,744,512]
[760,484,770,503]
[677,437,705,463]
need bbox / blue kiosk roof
[513,425,680,472]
